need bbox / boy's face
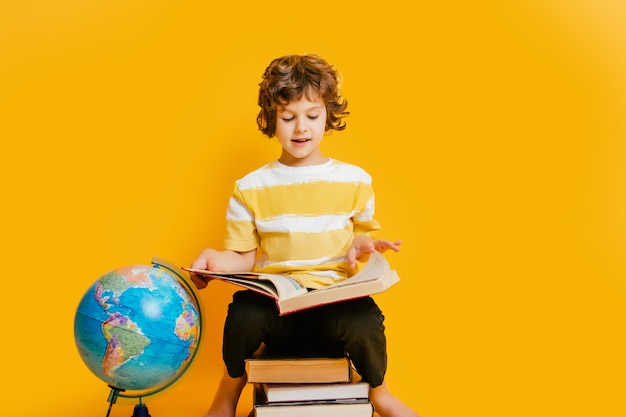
[275,95,327,167]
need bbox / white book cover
[261,381,369,403]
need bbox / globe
[74,261,202,394]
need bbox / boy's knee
[328,297,385,336]
[228,291,275,317]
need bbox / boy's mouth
[292,139,310,143]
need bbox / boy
[190,54,419,417]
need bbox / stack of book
[246,354,373,417]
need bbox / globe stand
[131,399,151,417]
[105,385,152,417]
[105,385,124,417]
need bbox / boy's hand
[189,248,222,290]
[189,272,211,290]
[347,236,402,268]
[189,248,257,289]
[372,239,402,253]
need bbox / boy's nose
[295,119,307,133]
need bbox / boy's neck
[278,155,330,167]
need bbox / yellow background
[1,1,625,416]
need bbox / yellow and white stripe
[223,159,380,288]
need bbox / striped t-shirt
[223,158,381,289]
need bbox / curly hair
[257,54,350,138]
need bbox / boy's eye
[279,114,320,122]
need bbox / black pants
[222,290,388,387]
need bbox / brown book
[245,356,352,384]
[184,251,400,315]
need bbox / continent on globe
[176,309,200,342]
[102,312,151,377]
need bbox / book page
[314,251,390,292]
[183,269,308,300]
[258,274,308,300]
[213,275,281,298]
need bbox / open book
[184,251,400,315]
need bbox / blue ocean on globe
[74,263,201,392]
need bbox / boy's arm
[189,248,257,289]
